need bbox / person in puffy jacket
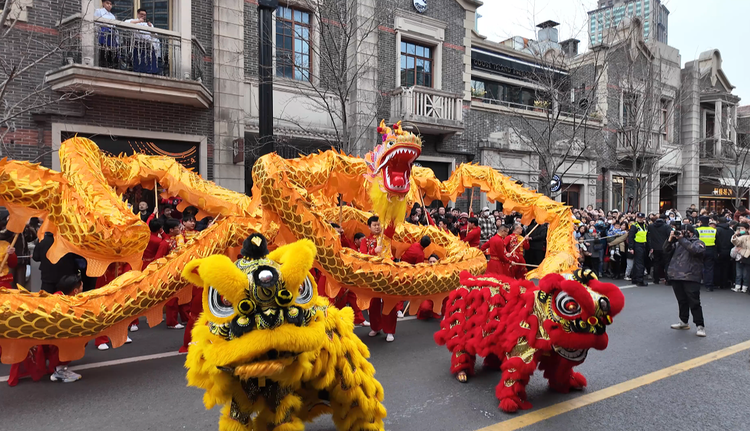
[664,225,706,337]
[648,215,672,284]
[714,217,734,289]
[730,223,750,293]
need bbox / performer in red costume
[332,230,369,326]
[162,218,190,329]
[464,217,481,248]
[505,223,530,279]
[8,274,84,386]
[0,243,17,289]
[95,262,134,350]
[414,243,447,320]
[361,216,398,342]
[482,224,510,276]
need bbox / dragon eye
[208,287,234,319]
[555,292,581,317]
[295,276,314,305]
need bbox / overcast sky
[477,0,749,105]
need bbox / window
[661,99,669,137]
[111,0,171,30]
[400,41,432,87]
[276,6,311,81]
[470,77,548,110]
[622,92,637,127]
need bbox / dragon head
[182,234,325,388]
[535,270,625,363]
[366,120,422,195]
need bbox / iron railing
[93,20,180,77]
[57,17,206,80]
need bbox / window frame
[399,40,434,88]
[275,5,312,82]
[109,0,173,30]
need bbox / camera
[672,228,683,238]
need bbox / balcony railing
[616,130,661,155]
[52,16,212,108]
[701,139,736,159]
[391,86,463,133]
[59,17,209,82]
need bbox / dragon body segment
[434,270,624,413]
[1,134,578,364]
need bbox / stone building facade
[1,0,216,184]
[2,1,744,213]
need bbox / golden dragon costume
[183,233,386,431]
[0,126,578,364]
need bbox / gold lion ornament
[182,233,386,431]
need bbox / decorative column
[715,100,723,155]
[212,0,245,192]
[676,63,700,211]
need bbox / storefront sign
[712,187,733,197]
[62,132,199,172]
[471,48,567,82]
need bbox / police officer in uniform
[628,212,649,286]
[695,216,717,291]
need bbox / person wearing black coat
[32,232,82,293]
[524,221,547,266]
[664,225,706,337]
[648,215,672,283]
[714,217,734,289]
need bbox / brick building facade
[2,1,744,213]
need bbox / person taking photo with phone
[664,225,706,337]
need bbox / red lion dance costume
[434,269,624,413]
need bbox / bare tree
[269,0,392,156]
[481,44,611,198]
[706,123,750,209]
[0,0,88,159]
[595,18,692,213]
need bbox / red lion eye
[555,292,581,317]
[219,295,232,307]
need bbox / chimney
[560,38,580,57]
[537,20,560,43]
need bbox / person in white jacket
[730,222,750,293]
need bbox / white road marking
[0,351,186,382]
[620,284,637,289]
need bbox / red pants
[369,298,397,334]
[165,298,190,326]
[416,297,448,320]
[333,290,365,325]
[7,345,62,387]
[181,286,204,352]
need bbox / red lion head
[534,272,625,362]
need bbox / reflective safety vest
[696,226,716,247]
[634,223,647,243]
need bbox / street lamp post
[258,0,278,155]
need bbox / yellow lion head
[181,234,328,408]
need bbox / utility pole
[257,0,278,155]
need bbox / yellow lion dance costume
[181,233,386,431]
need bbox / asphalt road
[2,280,750,431]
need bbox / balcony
[615,129,663,159]
[45,16,212,108]
[700,138,736,167]
[390,86,464,135]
